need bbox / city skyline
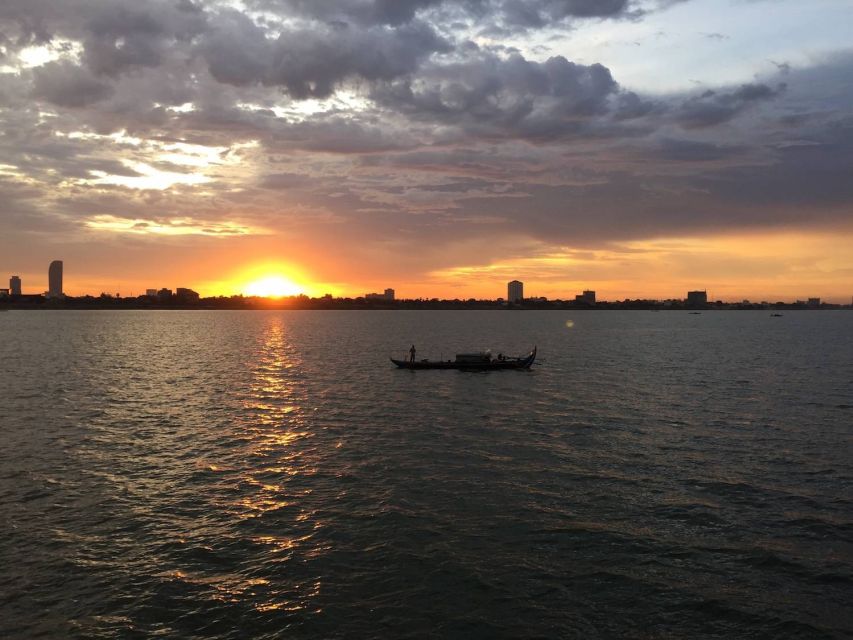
[1,1,853,301]
[2,261,845,306]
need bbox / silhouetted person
[409,345,416,363]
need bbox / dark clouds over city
[1,0,851,298]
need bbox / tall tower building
[48,261,63,299]
[10,275,22,296]
[508,280,524,304]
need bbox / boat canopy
[455,352,491,363]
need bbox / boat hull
[391,347,536,370]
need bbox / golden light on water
[566,320,575,329]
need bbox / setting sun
[244,276,304,298]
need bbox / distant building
[575,290,596,305]
[47,261,63,299]
[508,280,524,304]
[10,275,22,296]
[365,289,394,301]
[157,288,173,303]
[175,288,200,304]
[807,297,821,308]
[0,288,9,298]
[686,290,708,306]
[145,289,158,297]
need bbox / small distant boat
[771,313,783,317]
[392,347,537,370]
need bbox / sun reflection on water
[224,316,327,613]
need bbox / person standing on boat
[409,345,416,363]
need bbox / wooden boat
[391,347,537,370]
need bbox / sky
[1,0,852,301]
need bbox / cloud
[81,1,206,76]
[248,0,640,29]
[248,0,447,27]
[371,50,622,140]
[2,0,853,292]
[31,60,114,107]
[197,9,451,98]
[84,214,259,236]
[654,137,745,162]
[496,0,630,28]
[676,82,786,129]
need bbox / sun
[244,275,304,298]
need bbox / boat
[771,313,783,317]
[391,347,537,370]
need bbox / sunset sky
[1,0,852,301]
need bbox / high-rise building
[10,275,22,296]
[384,288,395,301]
[48,261,63,298]
[575,290,596,305]
[686,290,707,306]
[508,280,524,304]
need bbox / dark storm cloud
[497,0,630,28]
[1,0,852,262]
[248,0,638,28]
[31,60,114,107]
[676,82,786,129]
[248,0,448,26]
[697,118,853,209]
[0,0,206,62]
[200,11,450,98]
[80,1,206,76]
[371,50,621,140]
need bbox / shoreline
[1,303,850,312]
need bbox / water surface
[1,310,851,638]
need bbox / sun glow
[244,276,305,298]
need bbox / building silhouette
[575,290,596,305]
[10,275,22,296]
[508,280,524,304]
[365,289,395,301]
[176,288,200,304]
[686,290,707,306]
[48,261,63,298]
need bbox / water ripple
[1,310,851,638]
